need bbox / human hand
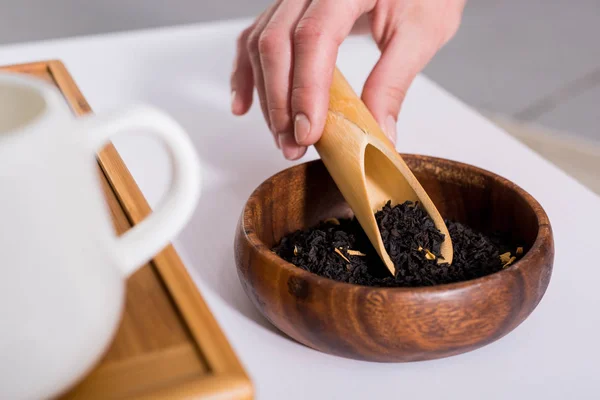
[230,0,466,160]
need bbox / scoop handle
[314,67,453,271]
[326,68,394,146]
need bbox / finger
[361,29,438,143]
[231,26,255,116]
[259,0,311,160]
[351,13,371,35]
[291,0,376,146]
[279,131,308,160]
[247,3,282,135]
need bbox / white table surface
[1,19,599,400]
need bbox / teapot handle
[78,105,201,275]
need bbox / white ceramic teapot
[0,73,201,399]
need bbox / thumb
[361,32,436,143]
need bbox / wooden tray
[1,61,253,399]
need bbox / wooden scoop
[314,67,453,275]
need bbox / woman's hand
[231,0,466,160]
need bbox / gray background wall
[2,0,598,142]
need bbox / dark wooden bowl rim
[242,154,551,295]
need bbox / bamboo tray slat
[1,60,252,400]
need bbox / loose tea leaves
[273,201,523,288]
[334,248,351,263]
[347,249,366,257]
[324,218,341,226]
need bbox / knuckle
[258,29,285,56]
[267,104,289,116]
[290,84,311,101]
[345,1,363,23]
[384,85,407,105]
[237,27,253,48]
[268,106,292,133]
[294,17,327,45]
[246,29,261,54]
[290,84,318,110]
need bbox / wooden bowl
[234,154,554,362]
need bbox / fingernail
[294,113,311,144]
[231,90,238,114]
[384,115,397,143]
[279,132,305,160]
[286,146,306,160]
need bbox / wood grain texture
[96,170,196,363]
[1,61,252,398]
[235,155,554,362]
[315,67,453,275]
